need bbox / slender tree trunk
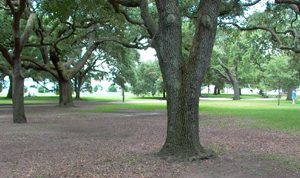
[58,79,74,107]
[12,58,27,123]
[74,77,81,100]
[278,86,281,105]
[207,84,210,95]
[232,80,240,100]
[6,76,13,99]
[122,87,125,102]
[163,88,166,98]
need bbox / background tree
[131,60,161,97]
[73,53,106,100]
[93,84,103,92]
[107,84,117,92]
[23,0,144,107]
[224,1,300,94]
[105,44,140,102]
[264,54,300,105]
[212,29,265,100]
[0,0,37,123]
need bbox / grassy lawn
[86,99,299,134]
[1,92,298,134]
[201,93,281,99]
[199,99,300,134]
[0,96,58,104]
[85,102,167,113]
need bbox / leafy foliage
[131,61,161,97]
[264,54,300,90]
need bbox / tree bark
[213,86,218,95]
[12,58,27,123]
[232,80,240,100]
[58,79,74,107]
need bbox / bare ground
[0,100,299,178]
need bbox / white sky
[138,48,157,62]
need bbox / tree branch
[110,0,158,37]
[5,0,15,14]
[20,13,37,48]
[220,22,300,53]
[54,22,76,48]
[275,0,300,10]
[0,66,13,76]
[110,2,144,26]
[0,44,13,65]
[241,0,261,7]
[218,58,236,84]
[211,66,230,82]
[95,37,146,49]
[139,0,158,37]
[110,0,141,7]
[21,56,58,77]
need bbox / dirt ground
[0,100,299,178]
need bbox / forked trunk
[58,79,74,107]
[155,0,221,159]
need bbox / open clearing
[0,100,299,178]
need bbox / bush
[108,84,117,92]
[38,86,46,93]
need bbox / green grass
[84,102,166,113]
[83,95,299,134]
[199,99,300,134]
[201,93,281,99]
[81,92,165,102]
[1,93,299,134]
[0,96,58,104]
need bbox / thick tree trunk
[12,59,27,123]
[58,79,74,107]
[213,86,218,95]
[160,73,214,159]
[286,87,292,100]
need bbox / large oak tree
[109,0,261,159]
